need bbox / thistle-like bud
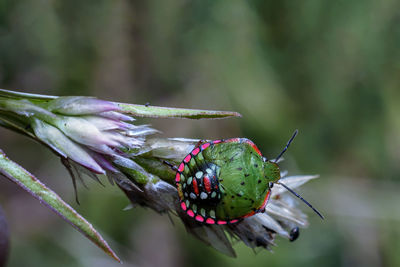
[3,96,158,176]
[0,90,320,258]
[0,94,158,202]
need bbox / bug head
[263,129,298,183]
[263,160,281,183]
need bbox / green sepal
[117,102,242,119]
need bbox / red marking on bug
[213,140,222,144]
[224,138,240,143]
[178,163,185,172]
[192,178,199,195]
[206,218,215,224]
[180,202,187,211]
[217,220,227,225]
[244,139,262,156]
[183,154,191,163]
[242,211,256,219]
[241,190,271,219]
[229,219,239,224]
[195,215,204,222]
[187,210,195,217]
[192,147,200,156]
[259,189,271,211]
[201,143,210,150]
[175,173,180,182]
[203,176,211,193]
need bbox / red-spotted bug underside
[175,138,281,225]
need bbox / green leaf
[117,102,242,119]
[0,150,121,263]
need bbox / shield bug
[168,130,323,224]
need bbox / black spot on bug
[258,180,261,184]
[254,164,258,168]
[230,206,234,210]
[251,199,255,204]
[231,195,235,199]
[240,181,245,185]
[222,201,225,205]
[236,193,242,197]
[237,167,243,171]
[244,174,250,177]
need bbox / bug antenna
[274,129,298,163]
[276,182,324,220]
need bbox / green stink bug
[170,130,323,224]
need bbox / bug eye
[269,182,274,188]
[262,157,268,162]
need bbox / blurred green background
[1,0,400,266]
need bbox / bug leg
[163,160,178,171]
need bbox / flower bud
[32,119,105,174]
[48,96,119,115]
[52,116,120,154]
